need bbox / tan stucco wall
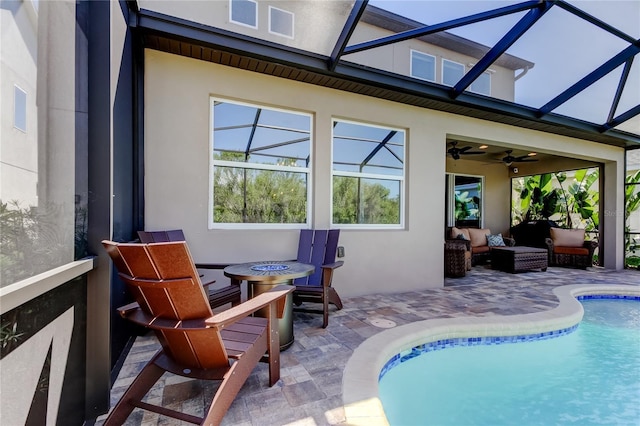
[144,49,626,298]
[138,0,352,55]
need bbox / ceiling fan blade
[515,158,538,162]
[460,151,486,155]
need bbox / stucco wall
[144,49,626,298]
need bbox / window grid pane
[411,51,435,82]
[231,0,257,27]
[443,59,464,87]
[270,7,293,38]
[14,86,27,132]
[470,72,491,95]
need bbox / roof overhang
[130,7,640,150]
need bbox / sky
[367,0,640,135]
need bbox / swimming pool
[378,297,640,425]
[342,284,640,425]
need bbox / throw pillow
[550,228,585,248]
[486,233,506,247]
[468,228,491,248]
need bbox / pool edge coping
[341,283,640,426]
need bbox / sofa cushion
[550,228,585,248]
[554,246,589,256]
[472,245,491,254]
[468,228,491,248]
[451,227,470,241]
[486,233,506,247]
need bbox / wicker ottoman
[491,246,548,273]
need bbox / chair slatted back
[294,229,339,286]
[104,241,230,368]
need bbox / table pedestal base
[249,281,294,350]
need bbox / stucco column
[602,159,625,270]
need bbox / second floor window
[211,99,312,227]
[470,71,491,96]
[442,59,464,87]
[410,50,435,82]
[230,0,257,28]
[332,120,405,227]
[269,6,294,38]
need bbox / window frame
[268,6,294,39]
[209,97,313,229]
[410,50,436,83]
[446,172,484,228]
[331,118,406,230]
[229,0,258,29]
[442,59,465,87]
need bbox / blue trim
[450,1,553,98]
[539,43,640,117]
[378,294,640,381]
[343,1,540,56]
[608,59,633,123]
[328,0,368,71]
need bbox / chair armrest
[584,240,598,256]
[446,238,471,251]
[195,262,235,270]
[503,237,516,247]
[117,301,141,316]
[321,260,344,271]
[544,237,554,251]
[206,285,294,328]
[120,286,294,331]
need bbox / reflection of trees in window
[332,120,405,226]
[453,175,482,228]
[211,99,311,225]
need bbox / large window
[410,50,436,82]
[332,120,405,227]
[442,59,465,87]
[230,0,257,28]
[210,99,311,228]
[446,174,483,228]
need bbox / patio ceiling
[128,0,640,150]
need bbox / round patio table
[223,261,314,350]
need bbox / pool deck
[96,266,639,426]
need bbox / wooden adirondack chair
[137,229,242,308]
[292,229,344,328]
[102,240,292,425]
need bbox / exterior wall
[138,0,352,55]
[144,49,626,298]
[347,23,516,101]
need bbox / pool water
[379,299,640,425]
